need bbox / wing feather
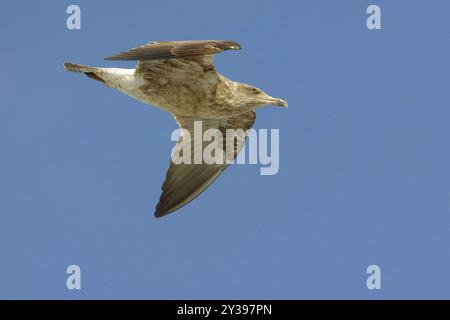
[105,40,241,61]
[154,111,256,217]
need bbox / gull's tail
[64,62,105,83]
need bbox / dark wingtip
[104,51,137,61]
[154,208,163,218]
[154,208,170,218]
[104,55,127,61]
[154,201,183,218]
[154,202,170,218]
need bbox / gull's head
[237,83,288,109]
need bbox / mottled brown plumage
[64,40,287,217]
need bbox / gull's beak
[268,97,288,108]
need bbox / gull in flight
[64,40,287,217]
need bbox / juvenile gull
[64,40,287,217]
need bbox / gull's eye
[249,87,260,95]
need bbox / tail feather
[64,62,105,83]
[64,62,97,73]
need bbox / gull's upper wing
[155,111,256,218]
[104,40,241,61]
[105,40,241,99]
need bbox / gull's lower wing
[155,111,256,218]
[104,40,241,61]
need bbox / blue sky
[1,0,450,299]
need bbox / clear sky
[1,0,450,299]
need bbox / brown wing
[104,40,241,61]
[154,111,256,218]
[106,40,241,101]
